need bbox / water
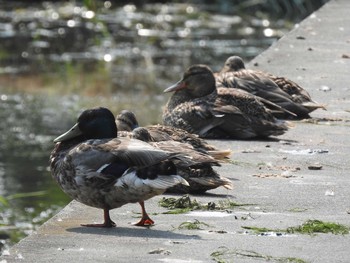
[0,0,326,252]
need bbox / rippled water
[0,0,326,252]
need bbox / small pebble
[325,190,334,196]
[308,164,323,170]
[320,85,331,92]
[149,248,171,255]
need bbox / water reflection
[0,0,327,252]
[1,1,294,90]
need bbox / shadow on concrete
[66,226,201,240]
[163,192,237,198]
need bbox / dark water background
[0,0,327,252]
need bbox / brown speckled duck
[163,64,290,139]
[116,110,232,160]
[132,127,233,194]
[218,55,325,119]
[116,110,233,194]
[50,107,189,227]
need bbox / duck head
[221,55,246,73]
[116,110,139,132]
[164,64,216,98]
[54,107,118,143]
[132,127,153,142]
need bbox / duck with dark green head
[50,107,188,228]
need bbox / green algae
[287,220,349,235]
[159,195,253,214]
[211,247,308,263]
[242,219,349,236]
[177,219,210,230]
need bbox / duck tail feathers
[302,101,327,111]
[190,176,233,190]
[207,149,232,161]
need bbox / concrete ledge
[3,0,350,262]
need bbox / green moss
[243,220,349,236]
[287,220,349,235]
[216,199,253,209]
[159,195,253,214]
[211,247,308,263]
[177,219,210,230]
[210,247,228,263]
[158,195,201,210]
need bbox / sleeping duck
[218,55,325,119]
[163,64,290,139]
[129,126,233,194]
[115,111,233,193]
[49,107,188,228]
[116,109,232,160]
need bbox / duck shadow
[163,191,236,199]
[208,137,299,144]
[66,225,201,240]
[242,137,298,143]
[194,192,236,198]
[260,137,299,143]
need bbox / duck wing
[163,96,226,138]
[61,137,188,192]
[74,137,181,169]
[271,76,326,111]
[217,72,301,117]
[147,140,220,167]
[147,125,232,160]
[217,70,290,97]
[214,88,289,138]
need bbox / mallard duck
[218,55,325,119]
[115,111,233,193]
[130,126,233,194]
[116,109,232,160]
[163,64,290,139]
[49,107,189,228]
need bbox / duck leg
[134,201,154,226]
[81,208,116,228]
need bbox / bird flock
[50,56,325,228]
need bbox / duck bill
[53,123,82,143]
[163,79,186,93]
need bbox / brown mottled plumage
[163,64,289,139]
[116,110,233,193]
[219,56,325,119]
[116,110,232,160]
[50,107,189,227]
[131,127,233,194]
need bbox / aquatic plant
[211,246,307,263]
[242,219,349,236]
[177,219,210,230]
[158,195,253,214]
